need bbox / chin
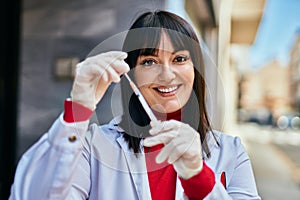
[151,102,182,113]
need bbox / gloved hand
[71,51,129,110]
[143,120,203,179]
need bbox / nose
[158,64,176,82]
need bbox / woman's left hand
[143,120,203,179]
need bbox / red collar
[152,109,182,121]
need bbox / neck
[152,109,182,121]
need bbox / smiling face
[134,32,195,113]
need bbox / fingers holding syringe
[144,120,183,146]
[143,129,179,147]
[109,60,130,81]
[71,51,129,110]
[88,51,129,83]
[98,59,129,83]
[149,120,181,136]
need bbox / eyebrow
[139,49,188,57]
[172,49,189,54]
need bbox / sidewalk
[273,143,300,184]
[232,123,300,200]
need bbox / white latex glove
[143,120,203,179]
[71,51,129,110]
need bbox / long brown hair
[119,10,214,157]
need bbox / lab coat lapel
[116,137,152,200]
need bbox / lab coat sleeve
[9,113,91,200]
[204,137,261,200]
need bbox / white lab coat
[9,114,261,200]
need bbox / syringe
[123,73,158,124]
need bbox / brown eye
[140,59,157,67]
[174,55,189,63]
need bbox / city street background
[16,0,300,199]
[233,123,300,199]
[1,0,300,199]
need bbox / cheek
[134,69,156,88]
[180,66,195,87]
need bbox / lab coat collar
[108,115,124,132]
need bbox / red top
[145,144,177,200]
[64,100,216,199]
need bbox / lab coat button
[68,135,77,142]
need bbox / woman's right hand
[71,51,130,110]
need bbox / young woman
[9,10,261,199]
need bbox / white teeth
[157,86,178,93]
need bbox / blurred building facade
[218,0,265,131]
[240,60,290,119]
[289,31,300,113]
[238,29,300,123]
